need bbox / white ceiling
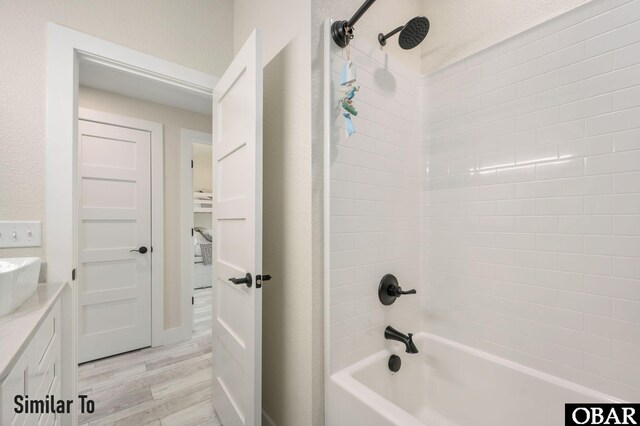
[79,58,213,115]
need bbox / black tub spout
[384,326,419,354]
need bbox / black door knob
[256,274,272,288]
[229,273,252,288]
[130,246,148,254]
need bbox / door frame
[77,107,164,351]
[180,128,213,340]
[46,23,217,425]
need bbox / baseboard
[262,409,277,426]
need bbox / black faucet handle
[379,274,418,305]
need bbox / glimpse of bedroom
[73,57,217,423]
[191,140,214,342]
[192,142,213,292]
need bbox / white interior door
[212,29,263,426]
[77,119,152,363]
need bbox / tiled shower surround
[329,0,640,402]
[329,40,422,372]
[421,0,640,401]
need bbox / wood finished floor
[78,287,220,426]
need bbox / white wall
[192,143,213,193]
[421,0,640,401]
[0,0,233,260]
[234,1,322,425]
[419,0,590,73]
[328,38,422,372]
[79,86,212,329]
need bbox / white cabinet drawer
[33,300,60,372]
[34,342,59,401]
[29,300,61,403]
[1,298,62,426]
[1,344,30,426]
[38,378,60,426]
[38,411,54,426]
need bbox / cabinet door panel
[1,344,30,426]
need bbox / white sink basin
[0,257,41,316]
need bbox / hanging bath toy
[341,60,357,86]
[339,48,359,139]
[340,81,359,138]
[346,85,359,100]
[343,112,356,138]
[341,100,358,116]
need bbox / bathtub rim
[331,331,624,426]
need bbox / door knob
[130,246,148,254]
[256,274,271,289]
[229,273,252,288]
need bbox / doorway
[46,24,217,421]
[47,24,264,425]
[180,129,214,340]
[74,65,218,425]
[192,141,213,291]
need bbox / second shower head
[379,16,430,50]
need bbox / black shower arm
[379,25,404,42]
[332,0,378,48]
[346,0,378,29]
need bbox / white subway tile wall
[329,40,422,372]
[421,0,640,401]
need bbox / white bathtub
[329,332,620,426]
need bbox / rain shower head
[378,16,430,50]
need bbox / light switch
[0,221,42,248]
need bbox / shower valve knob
[391,287,417,296]
[378,274,417,306]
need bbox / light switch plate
[0,221,42,248]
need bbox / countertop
[0,282,66,381]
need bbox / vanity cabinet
[0,285,64,426]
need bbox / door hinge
[191,228,194,236]
[192,296,194,305]
[191,160,194,168]
[256,274,271,289]
[72,268,76,281]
